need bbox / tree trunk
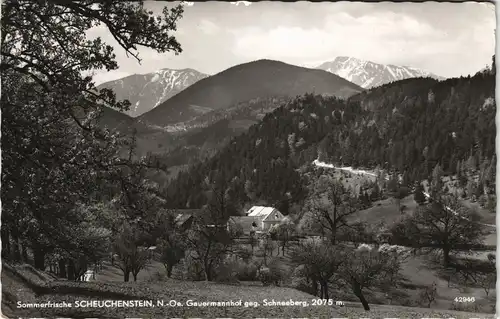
[352,281,370,311]
[67,259,76,281]
[312,279,318,297]
[33,246,45,270]
[204,268,210,281]
[443,247,451,267]
[12,234,21,262]
[321,281,329,299]
[1,228,10,259]
[133,273,138,281]
[330,234,336,246]
[58,259,67,278]
[124,271,130,282]
[22,245,28,263]
[320,283,324,298]
[167,264,173,278]
[282,243,286,256]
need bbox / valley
[3,2,496,318]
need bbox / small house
[227,206,285,234]
[246,206,284,231]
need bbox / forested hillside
[164,94,365,213]
[165,68,496,212]
[320,70,496,182]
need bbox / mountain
[164,70,495,211]
[97,68,209,117]
[138,59,363,128]
[316,56,445,89]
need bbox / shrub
[290,265,315,294]
[146,270,167,283]
[258,267,282,286]
[449,302,481,313]
[215,258,259,282]
[235,262,258,281]
[182,254,205,281]
[214,263,240,285]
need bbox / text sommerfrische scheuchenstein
[17,300,156,308]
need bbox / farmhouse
[227,206,285,234]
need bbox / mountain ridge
[97,68,209,117]
[316,56,445,89]
[138,59,363,127]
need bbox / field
[4,167,495,318]
[3,262,495,319]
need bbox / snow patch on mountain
[316,56,445,89]
[97,68,209,117]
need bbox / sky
[88,1,496,85]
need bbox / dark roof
[228,216,259,233]
[173,209,204,226]
[173,208,204,215]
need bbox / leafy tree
[430,164,444,196]
[485,195,496,214]
[186,181,239,281]
[1,0,184,270]
[154,210,186,278]
[113,222,150,282]
[387,174,399,193]
[393,186,410,213]
[414,182,427,205]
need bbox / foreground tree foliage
[1,0,183,271]
[185,178,241,281]
[113,222,150,282]
[153,210,186,278]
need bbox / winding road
[312,159,496,229]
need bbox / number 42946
[454,296,475,303]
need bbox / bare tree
[305,176,361,245]
[477,271,496,297]
[338,245,404,311]
[270,217,296,256]
[392,192,485,267]
[290,239,346,299]
[259,233,276,265]
[418,282,438,308]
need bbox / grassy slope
[307,169,496,312]
[2,263,495,319]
